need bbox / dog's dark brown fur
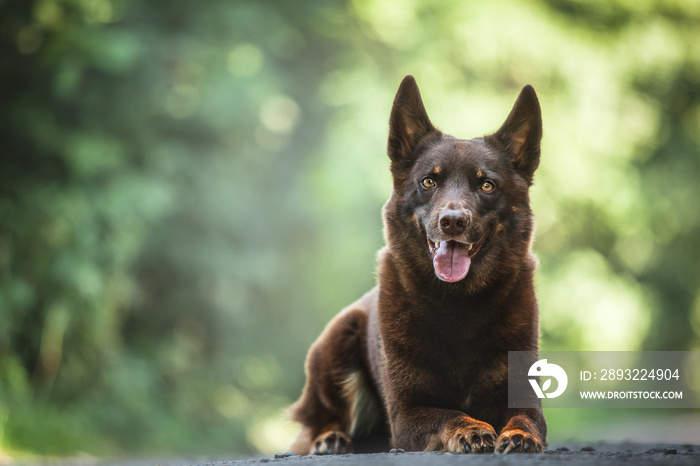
[289,76,546,455]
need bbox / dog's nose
[439,209,468,236]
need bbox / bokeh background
[1,0,699,460]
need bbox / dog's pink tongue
[433,241,471,282]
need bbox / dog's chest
[401,309,509,402]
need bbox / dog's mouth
[427,231,489,283]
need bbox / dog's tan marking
[476,170,484,178]
[495,223,504,234]
[510,122,531,162]
[312,430,351,455]
[433,166,441,174]
[438,418,497,453]
[342,371,381,438]
[412,213,421,229]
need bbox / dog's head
[384,75,541,293]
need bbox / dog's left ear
[487,85,542,185]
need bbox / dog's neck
[378,244,535,311]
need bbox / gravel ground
[185,443,699,466]
[6,443,698,466]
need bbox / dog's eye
[421,177,437,189]
[481,180,495,192]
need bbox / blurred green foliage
[0,0,699,458]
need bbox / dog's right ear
[388,75,437,162]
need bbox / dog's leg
[391,407,497,453]
[289,306,375,455]
[495,410,546,453]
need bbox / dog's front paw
[311,431,351,455]
[444,421,496,453]
[496,429,542,454]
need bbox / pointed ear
[486,85,542,184]
[388,75,438,162]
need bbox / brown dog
[289,75,546,455]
